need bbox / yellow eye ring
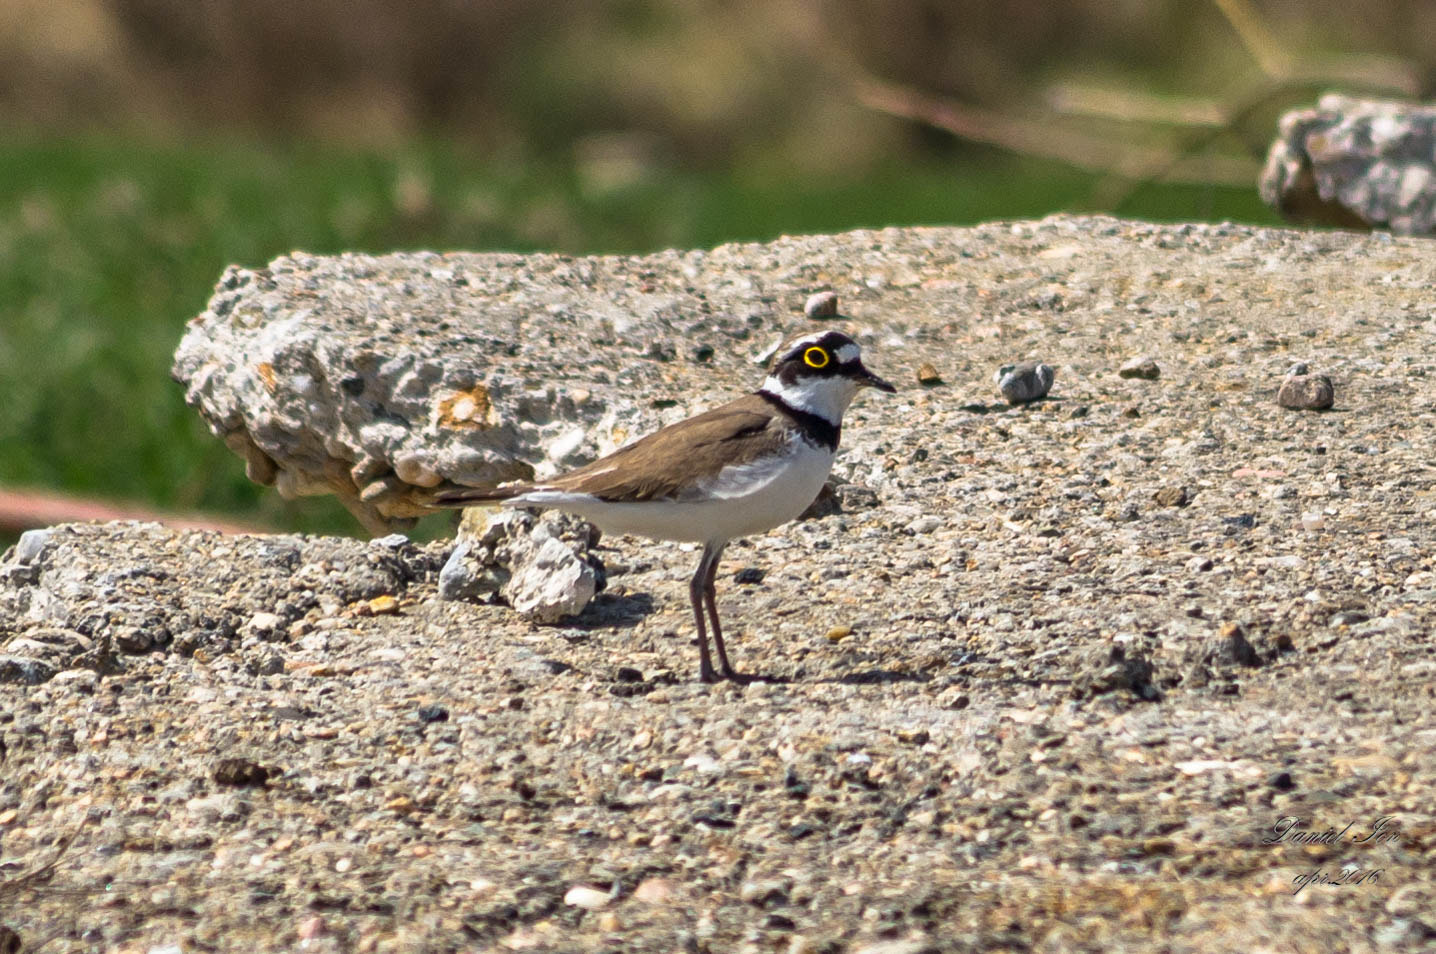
[803,347,830,369]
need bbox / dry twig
[855,77,1258,187]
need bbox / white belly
[510,440,834,544]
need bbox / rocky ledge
[5,216,1436,952]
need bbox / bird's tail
[429,483,532,508]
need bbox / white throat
[759,374,859,425]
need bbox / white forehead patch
[781,332,859,363]
[783,332,828,355]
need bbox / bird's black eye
[802,347,830,369]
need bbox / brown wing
[543,393,788,502]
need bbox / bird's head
[761,329,895,423]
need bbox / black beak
[857,363,896,393]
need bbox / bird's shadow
[961,395,1065,414]
[831,668,932,686]
[565,590,657,631]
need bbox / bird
[434,328,895,682]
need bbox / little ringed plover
[436,328,895,682]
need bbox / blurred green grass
[0,135,1279,539]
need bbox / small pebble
[385,795,417,814]
[994,362,1055,404]
[438,543,508,603]
[0,654,56,686]
[1277,370,1335,410]
[633,877,673,903]
[1373,920,1426,948]
[916,362,943,386]
[1153,486,1189,507]
[804,291,840,320]
[938,689,970,710]
[564,884,611,910]
[244,612,285,637]
[1212,623,1261,667]
[739,879,789,906]
[1141,837,1175,856]
[1119,356,1161,380]
[417,704,449,723]
[1385,884,1432,918]
[906,515,942,534]
[13,528,53,564]
[212,758,273,787]
[852,940,935,954]
[357,594,400,616]
[114,626,154,653]
[825,625,852,643]
[1071,644,1160,701]
[733,567,765,584]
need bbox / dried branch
[855,77,1258,187]
[1211,0,1293,78]
[1209,0,1421,93]
[1046,85,1227,127]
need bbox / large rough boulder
[1261,93,1436,233]
[173,245,829,533]
[173,215,1436,536]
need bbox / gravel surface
[8,215,1436,951]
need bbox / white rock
[244,612,285,637]
[13,528,53,564]
[682,753,721,774]
[633,877,673,903]
[852,941,935,954]
[49,668,99,689]
[503,537,597,623]
[564,884,611,910]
